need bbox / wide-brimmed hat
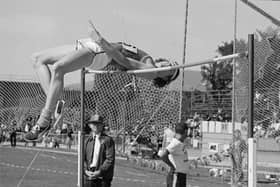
[87,114,104,125]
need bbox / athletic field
[0,145,278,187]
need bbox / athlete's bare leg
[26,45,96,140]
[31,45,75,94]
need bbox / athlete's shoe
[24,122,51,142]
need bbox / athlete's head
[175,121,189,140]
[152,58,180,88]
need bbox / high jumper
[24,21,179,141]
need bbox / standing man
[10,120,17,147]
[84,114,115,187]
[229,129,247,187]
[158,122,189,187]
[66,125,73,150]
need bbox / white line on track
[39,152,77,164]
[16,151,40,187]
[0,161,76,176]
[125,170,148,177]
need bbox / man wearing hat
[84,114,115,187]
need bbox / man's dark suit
[84,133,115,187]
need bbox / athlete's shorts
[77,38,112,70]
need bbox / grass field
[1,145,279,187]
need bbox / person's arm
[89,23,153,70]
[99,37,153,70]
[83,137,89,171]
[99,137,115,175]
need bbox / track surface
[0,146,278,187]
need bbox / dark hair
[153,77,169,88]
[175,122,188,135]
[152,69,180,88]
[152,58,180,88]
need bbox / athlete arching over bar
[24,21,179,141]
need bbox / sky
[0,0,279,86]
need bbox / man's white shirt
[90,134,101,168]
[166,138,188,173]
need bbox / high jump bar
[86,52,246,74]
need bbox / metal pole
[248,34,254,138]
[180,0,189,123]
[78,68,86,187]
[77,131,81,186]
[182,0,189,66]
[231,1,237,185]
[248,34,256,187]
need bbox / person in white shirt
[162,127,175,148]
[158,122,189,187]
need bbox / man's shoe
[24,123,51,142]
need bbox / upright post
[180,0,189,122]
[77,131,81,187]
[248,34,257,187]
[231,1,237,185]
[78,67,86,187]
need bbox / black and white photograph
[0,0,280,187]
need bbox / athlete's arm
[89,22,154,70]
[98,37,150,70]
[97,36,156,70]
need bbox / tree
[200,41,234,112]
[195,26,280,121]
